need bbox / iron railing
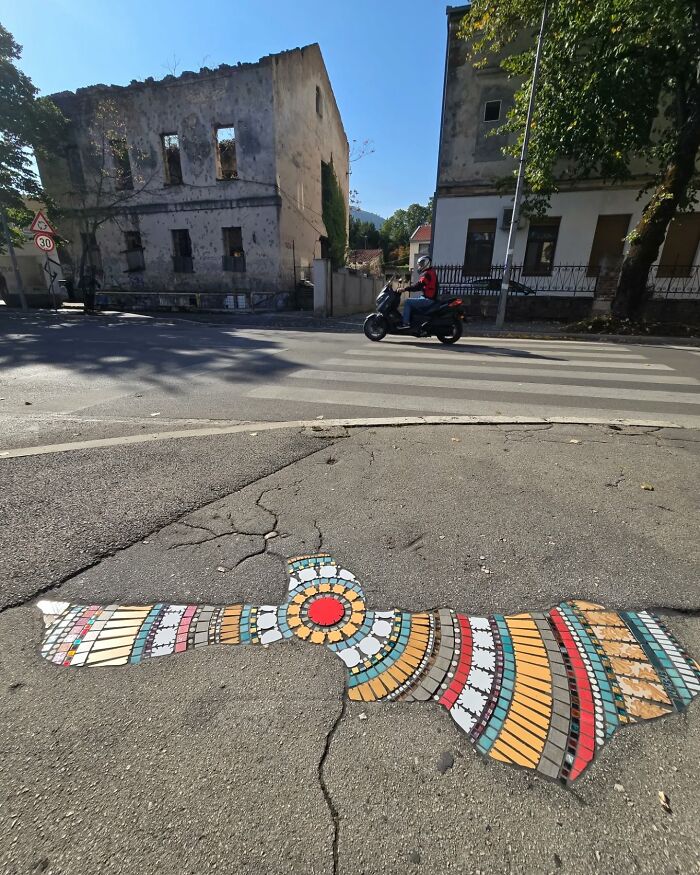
[434,264,598,297]
[647,265,700,298]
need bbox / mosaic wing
[332,599,700,784]
[37,599,290,667]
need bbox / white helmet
[417,255,431,271]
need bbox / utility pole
[495,0,549,328]
[0,208,28,311]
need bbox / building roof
[348,249,383,263]
[410,224,432,243]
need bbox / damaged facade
[38,44,349,299]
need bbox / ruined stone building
[38,44,349,301]
[431,6,700,293]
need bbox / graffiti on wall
[37,554,700,784]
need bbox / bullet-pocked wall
[38,45,348,295]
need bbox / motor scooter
[363,282,465,344]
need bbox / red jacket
[416,267,438,299]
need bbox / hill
[350,208,386,229]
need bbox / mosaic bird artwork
[37,553,700,784]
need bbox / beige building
[432,6,700,297]
[409,224,431,281]
[38,44,349,301]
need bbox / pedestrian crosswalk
[246,337,700,427]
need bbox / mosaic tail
[36,599,285,667]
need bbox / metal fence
[434,264,598,298]
[646,265,700,298]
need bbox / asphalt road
[1,312,699,454]
[1,311,699,874]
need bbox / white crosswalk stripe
[245,337,700,425]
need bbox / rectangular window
[123,230,145,272]
[484,100,501,123]
[523,218,560,276]
[316,86,324,118]
[222,227,246,272]
[418,242,430,255]
[162,133,183,185]
[110,138,133,190]
[463,218,497,275]
[215,126,238,180]
[171,229,193,272]
[586,214,631,276]
[66,146,85,189]
[657,213,700,277]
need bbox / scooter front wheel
[364,313,388,341]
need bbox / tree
[0,24,65,247]
[460,0,700,318]
[321,160,347,269]
[349,216,382,250]
[381,201,432,263]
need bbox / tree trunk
[614,88,700,320]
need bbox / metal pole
[0,208,28,311]
[495,0,548,328]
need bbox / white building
[431,6,700,297]
[409,224,431,281]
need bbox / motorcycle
[363,282,465,344]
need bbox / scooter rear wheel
[436,319,463,345]
[364,313,388,341]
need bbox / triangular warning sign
[29,210,55,235]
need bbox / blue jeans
[403,296,434,325]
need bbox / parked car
[459,278,536,296]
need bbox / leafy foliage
[321,160,347,269]
[460,0,700,315]
[381,201,432,252]
[349,216,383,250]
[0,24,66,246]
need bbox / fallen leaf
[641,483,655,491]
[658,791,672,814]
[569,439,581,444]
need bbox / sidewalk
[1,422,698,874]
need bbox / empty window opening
[110,138,133,190]
[215,126,238,180]
[657,213,700,277]
[123,230,145,272]
[484,100,501,123]
[66,146,85,189]
[171,228,193,272]
[222,226,246,272]
[586,214,631,276]
[316,86,324,118]
[162,133,183,185]
[523,218,560,276]
[464,218,497,275]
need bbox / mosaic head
[279,554,367,646]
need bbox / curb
[0,414,684,460]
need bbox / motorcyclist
[402,255,439,326]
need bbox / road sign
[34,233,55,253]
[29,210,55,235]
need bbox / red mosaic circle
[307,597,345,627]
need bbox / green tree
[321,160,347,269]
[349,216,382,250]
[460,0,700,318]
[0,24,65,247]
[381,201,432,257]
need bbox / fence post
[312,258,331,316]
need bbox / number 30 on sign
[34,233,55,253]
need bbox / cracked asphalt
[1,423,699,874]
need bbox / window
[222,227,246,272]
[215,126,238,180]
[316,86,324,118]
[110,138,133,190]
[657,213,700,277]
[586,214,631,276]
[162,133,183,185]
[523,217,560,276]
[171,229,193,272]
[66,146,85,188]
[123,230,145,272]
[484,100,501,123]
[463,218,497,275]
[418,242,430,255]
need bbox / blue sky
[4,0,450,219]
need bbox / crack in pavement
[318,687,347,875]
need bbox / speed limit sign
[34,233,55,253]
